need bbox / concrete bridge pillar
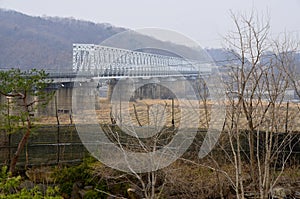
[34,83,73,117]
[107,79,118,101]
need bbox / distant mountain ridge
[0,9,223,71]
[0,9,126,70]
[2,9,298,72]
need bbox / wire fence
[0,125,89,167]
[1,123,300,169]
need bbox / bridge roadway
[47,70,202,83]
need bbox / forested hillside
[0,9,125,70]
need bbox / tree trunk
[248,131,255,180]
[9,124,31,174]
[9,98,31,175]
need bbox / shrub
[53,157,106,198]
[0,166,62,199]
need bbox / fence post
[8,134,11,166]
[55,96,60,164]
[285,101,289,134]
[7,96,12,166]
[172,98,175,128]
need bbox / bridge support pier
[107,79,117,101]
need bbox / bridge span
[72,44,214,78]
[42,43,217,84]
[1,44,217,116]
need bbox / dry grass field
[38,97,300,133]
[39,98,210,129]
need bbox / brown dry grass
[39,98,210,128]
[38,98,300,133]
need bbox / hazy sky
[1,0,300,48]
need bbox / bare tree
[223,11,300,199]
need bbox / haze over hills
[0,9,127,70]
[0,9,299,72]
[0,9,231,71]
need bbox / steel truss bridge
[71,44,215,79]
[1,44,216,83]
